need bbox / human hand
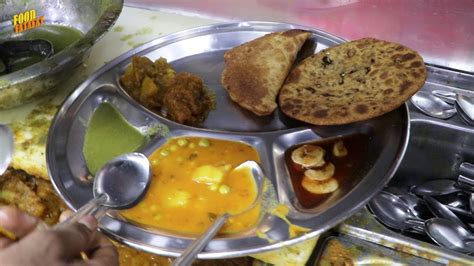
[0,206,118,265]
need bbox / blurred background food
[0,0,123,109]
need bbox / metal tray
[336,64,474,265]
[46,22,410,258]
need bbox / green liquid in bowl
[0,24,83,73]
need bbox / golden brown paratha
[221,29,311,116]
[279,38,427,125]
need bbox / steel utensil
[425,218,474,254]
[58,153,151,227]
[410,91,457,119]
[0,124,13,175]
[423,196,468,230]
[172,161,265,266]
[368,191,425,232]
[383,187,430,219]
[411,179,462,196]
[457,94,474,121]
[455,102,474,126]
[432,90,457,105]
[0,40,53,75]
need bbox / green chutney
[83,103,146,175]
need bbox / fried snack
[221,29,311,116]
[0,169,66,225]
[10,103,58,180]
[279,38,427,125]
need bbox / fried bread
[221,29,311,116]
[279,38,427,125]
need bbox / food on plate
[0,169,66,225]
[285,135,369,208]
[332,140,348,157]
[302,175,339,194]
[251,237,318,266]
[122,137,261,235]
[0,170,254,266]
[120,56,213,125]
[162,72,212,125]
[83,103,147,175]
[221,29,311,116]
[304,163,335,181]
[291,144,325,168]
[279,38,427,125]
[10,103,58,180]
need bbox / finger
[84,236,118,266]
[22,216,100,260]
[0,206,38,240]
[0,238,13,249]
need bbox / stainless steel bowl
[0,0,123,109]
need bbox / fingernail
[21,212,38,225]
[78,216,98,231]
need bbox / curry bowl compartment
[272,105,410,221]
[114,130,274,239]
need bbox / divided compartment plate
[47,21,410,258]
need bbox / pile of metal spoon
[368,162,474,254]
[410,90,474,126]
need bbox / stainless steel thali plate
[47,21,410,258]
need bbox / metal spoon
[423,196,469,230]
[411,179,461,196]
[425,218,474,253]
[58,153,151,226]
[0,124,13,175]
[410,91,457,119]
[383,187,430,219]
[457,94,474,121]
[368,191,425,232]
[455,101,474,126]
[432,90,457,105]
[172,161,265,266]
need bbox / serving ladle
[172,161,265,266]
[410,91,457,119]
[425,218,474,254]
[368,191,424,233]
[58,153,151,227]
[0,40,53,75]
[0,124,13,175]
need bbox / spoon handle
[55,194,108,229]
[466,235,474,244]
[407,218,425,227]
[172,213,230,266]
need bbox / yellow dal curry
[122,137,261,235]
